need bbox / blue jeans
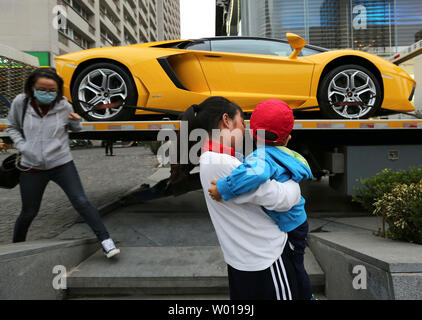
[13,161,110,243]
[287,220,313,300]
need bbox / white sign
[352,265,367,290]
[52,265,67,290]
[52,5,67,30]
[353,5,367,30]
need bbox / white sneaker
[101,238,120,258]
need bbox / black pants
[105,140,114,155]
[287,220,313,300]
[227,243,299,300]
[13,161,110,243]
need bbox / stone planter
[308,220,422,300]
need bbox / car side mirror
[287,33,307,59]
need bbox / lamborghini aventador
[54,33,416,121]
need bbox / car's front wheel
[318,64,382,119]
[71,62,137,121]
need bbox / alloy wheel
[77,68,127,120]
[327,69,377,119]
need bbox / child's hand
[208,180,222,201]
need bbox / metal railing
[0,53,39,118]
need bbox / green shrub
[353,166,422,212]
[373,180,422,244]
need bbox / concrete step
[66,246,228,298]
[65,245,325,299]
[305,246,325,294]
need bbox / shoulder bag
[0,97,29,189]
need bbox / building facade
[158,0,180,40]
[216,0,240,36]
[240,0,422,57]
[0,0,180,66]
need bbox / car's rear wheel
[318,64,382,119]
[71,62,137,121]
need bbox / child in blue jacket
[208,98,314,300]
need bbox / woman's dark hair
[181,96,243,133]
[24,68,64,104]
[167,96,244,195]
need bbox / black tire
[71,62,137,121]
[317,64,382,119]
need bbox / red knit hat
[250,99,294,144]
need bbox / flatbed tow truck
[1,39,421,205]
[1,117,421,203]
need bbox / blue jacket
[216,145,313,232]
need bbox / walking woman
[169,97,301,300]
[6,68,120,258]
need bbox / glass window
[300,47,321,56]
[66,26,74,39]
[210,39,292,56]
[241,0,422,58]
[185,40,211,51]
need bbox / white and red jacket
[199,140,301,271]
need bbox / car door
[193,38,315,111]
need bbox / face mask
[33,89,57,104]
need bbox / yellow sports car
[55,33,415,121]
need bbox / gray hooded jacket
[6,93,82,170]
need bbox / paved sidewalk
[0,145,157,244]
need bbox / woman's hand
[208,180,222,201]
[68,113,81,120]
